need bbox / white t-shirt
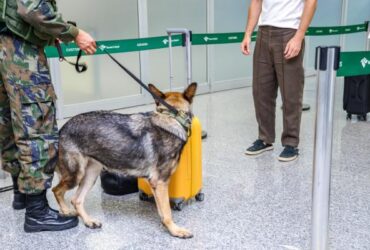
[259,0,305,29]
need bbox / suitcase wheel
[139,191,152,202]
[195,192,205,202]
[172,201,185,211]
[357,114,367,121]
[346,113,352,120]
[302,103,311,111]
[201,130,208,139]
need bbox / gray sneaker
[245,139,273,155]
[278,146,299,162]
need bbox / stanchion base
[201,130,208,139]
[302,104,311,111]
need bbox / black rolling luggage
[343,74,370,121]
[100,171,138,196]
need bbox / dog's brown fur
[52,83,197,238]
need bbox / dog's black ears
[148,83,165,105]
[183,82,197,104]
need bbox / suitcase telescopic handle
[166,28,193,89]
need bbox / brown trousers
[253,26,305,147]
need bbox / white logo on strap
[204,36,218,42]
[361,57,370,68]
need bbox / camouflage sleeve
[16,0,79,43]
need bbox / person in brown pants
[241,0,317,161]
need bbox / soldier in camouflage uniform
[0,0,96,232]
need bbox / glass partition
[57,0,141,105]
[147,0,207,91]
[214,0,251,83]
[306,0,342,72]
[344,0,370,51]
[51,0,370,115]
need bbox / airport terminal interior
[1,0,370,249]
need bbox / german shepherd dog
[52,82,197,239]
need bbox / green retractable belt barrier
[45,22,369,77]
[45,22,368,58]
[45,35,184,58]
[305,23,367,36]
[190,23,368,45]
[192,32,253,45]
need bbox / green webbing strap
[306,23,368,36]
[191,23,368,44]
[45,35,183,58]
[192,32,255,45]
[45,23,368,58]
[337,51,370,77]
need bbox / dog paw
[84,219,102,229]
[170,227,193,239]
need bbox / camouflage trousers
[0,33,58,194]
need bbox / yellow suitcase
[138,116,204,210]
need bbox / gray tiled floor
[1,77,370,250]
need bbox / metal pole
[168,35,174,90]
[311,46,340,250]
[206,0,214,93]
[339,0,348,50]
[138,0,151,102]
[185,32,192,86]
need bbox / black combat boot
[24,190,79,232]
[12,175,26,210]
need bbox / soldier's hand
[75,29,97,55]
